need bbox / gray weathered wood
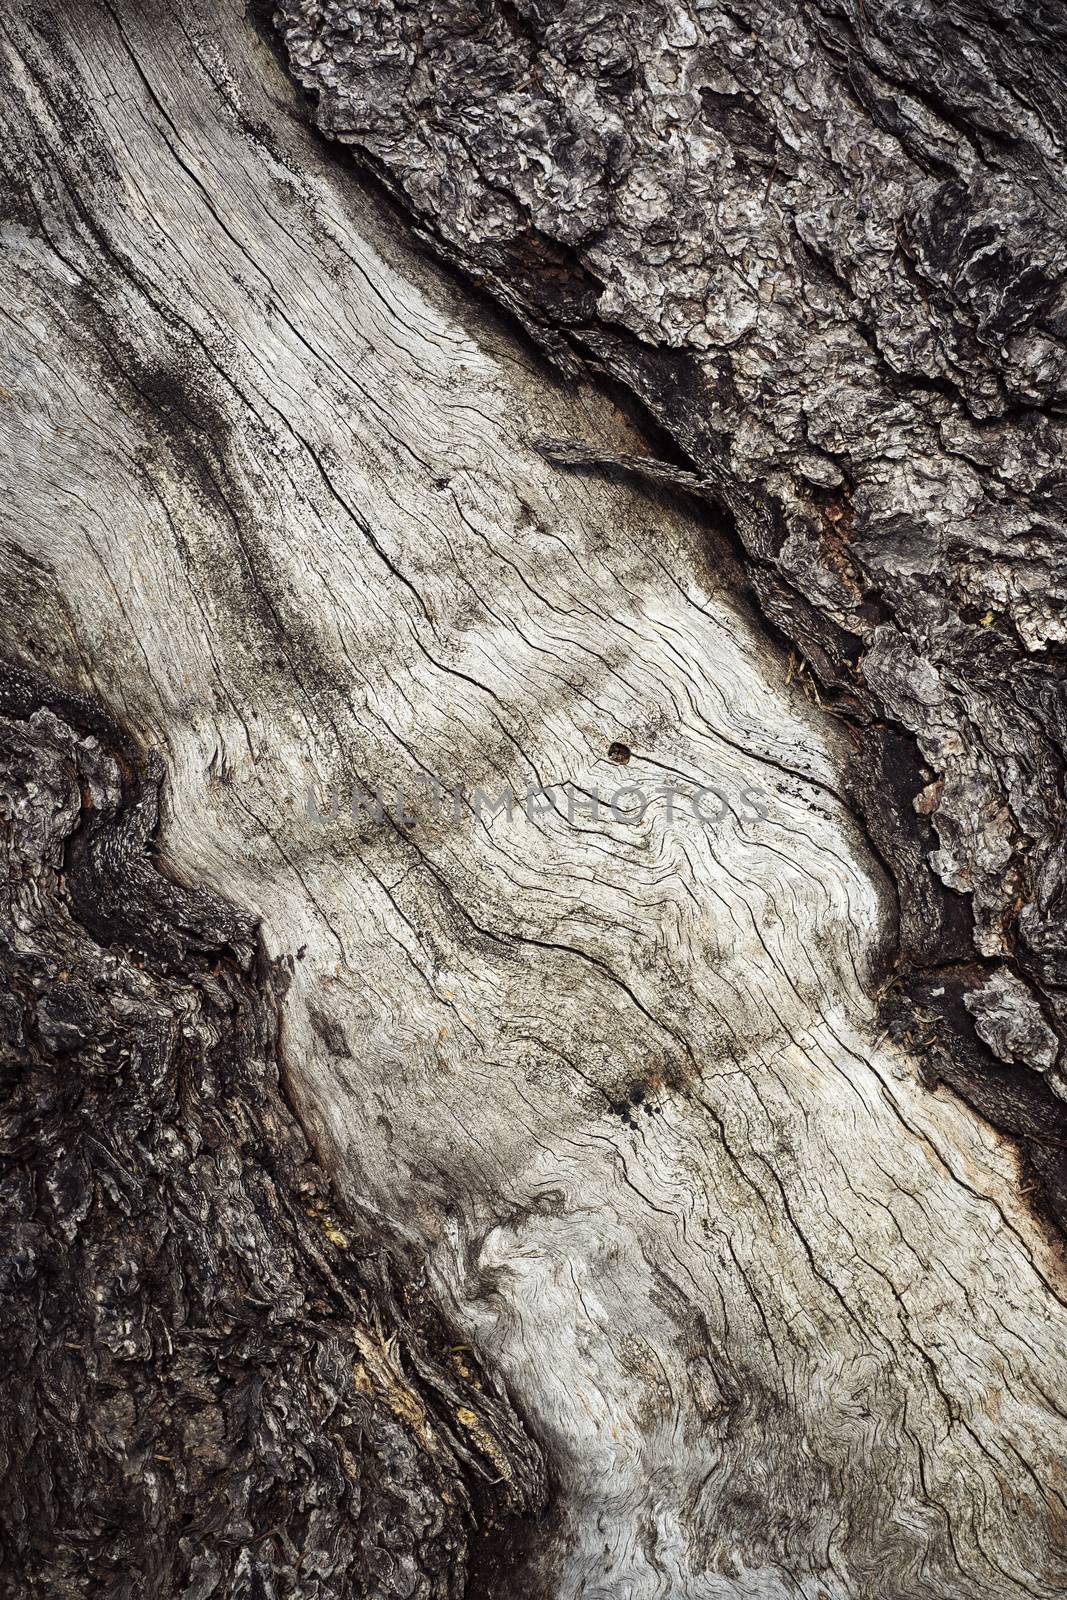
[2,3,1066,1597]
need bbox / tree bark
[2,2,1066,1598]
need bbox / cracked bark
[3,2,1067,1597]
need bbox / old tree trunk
[3,1,1067,1596]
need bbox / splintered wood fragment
[531,435,716,497]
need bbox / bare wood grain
[1,4,1066,1597]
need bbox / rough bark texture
[2,2,1067,1598]
[0,662,543,1597]
[276,0,1067,1220]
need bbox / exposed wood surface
[1,3,1066,1597]
[279,0,1067,1221]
